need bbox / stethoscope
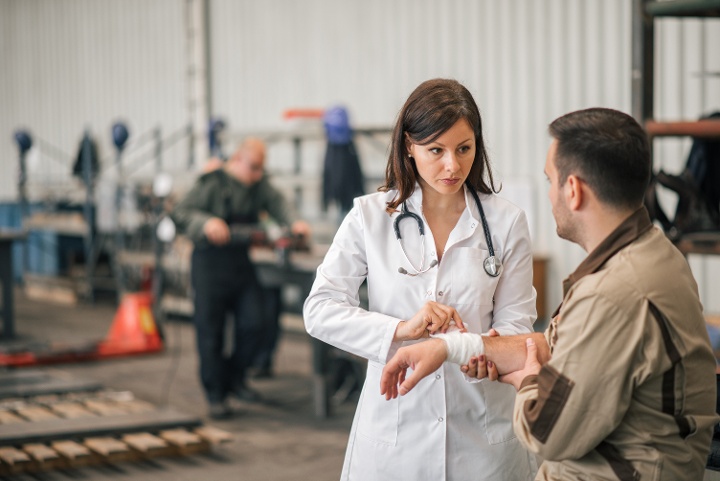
[394,186,501,277]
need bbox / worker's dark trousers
[191,245,262,403]
[251,287,282,371]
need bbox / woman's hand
[461,328,499,380]
[394,301,466,342]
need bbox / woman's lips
[441,178,460,185]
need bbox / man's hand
[394,301,466,342]
[203,217,231,245]
[499,338,542,391]
[380,339,448,400]
[291,220,311,237]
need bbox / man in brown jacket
[380,108,718,480]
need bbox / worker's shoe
[230,383,263,403]
[208,401,233,420]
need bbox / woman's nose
[444,153,460,173]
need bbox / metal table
[252,250,334,418]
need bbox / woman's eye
[429,148,442,155]
[459,146,471,154]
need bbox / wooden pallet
[0,371,233,475]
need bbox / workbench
[251,249,336,418]
[0,230,25,339]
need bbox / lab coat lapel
[444,185,477,251]
[406,185,479,259]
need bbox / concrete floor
[6,291,720,481]
[1,291,355,481]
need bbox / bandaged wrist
[431,330,485,365]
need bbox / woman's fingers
[463,354,489,379]
[424,304,464,333]
[464,357,476,377]
[449,310,466,332]
[487,360,499,381]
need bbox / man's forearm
[437,331,549,374]
[484,333,549,374]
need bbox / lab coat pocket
[451,247,500,307]
[480,380,517,445]
[356,362,399,446]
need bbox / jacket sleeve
[512,293,638,460]
[170,180,214,244]
[490,209,537,335]
[261,179,294,226]
[303,201,404,364]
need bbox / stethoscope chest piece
[483,256,502,277]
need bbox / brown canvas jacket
[514,208,718,480]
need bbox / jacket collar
[552,207,653,317]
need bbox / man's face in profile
[545,140,575,243]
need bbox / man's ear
[565,174,584,211]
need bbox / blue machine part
[14,130,33,154]
[112,122,130,151]
[208,117,226,157]
[323,106,353,145]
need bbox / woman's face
[407,118,475,197]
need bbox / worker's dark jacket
[171,169,292,285]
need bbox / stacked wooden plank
[0,370,232,475]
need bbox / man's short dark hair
[549,108,651,210]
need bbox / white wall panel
[1,0,718,313]
[0,0,187,204]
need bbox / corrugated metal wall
[1,0,719,312]
[0,0,188,202]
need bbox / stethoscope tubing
[393,185,501,277]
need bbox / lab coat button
[471,223,476,228]
[435,374,441,380]
[438,291,443,296]
[438,417,444,422]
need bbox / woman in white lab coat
[303,79,537,480]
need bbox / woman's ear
[404,135,414,159]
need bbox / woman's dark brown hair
[380,78,497,211]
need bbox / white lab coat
[304,185,538,481]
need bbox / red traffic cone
[98,292,163,357]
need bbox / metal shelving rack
[632,0,720,255]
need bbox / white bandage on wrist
[431,330,485,365]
